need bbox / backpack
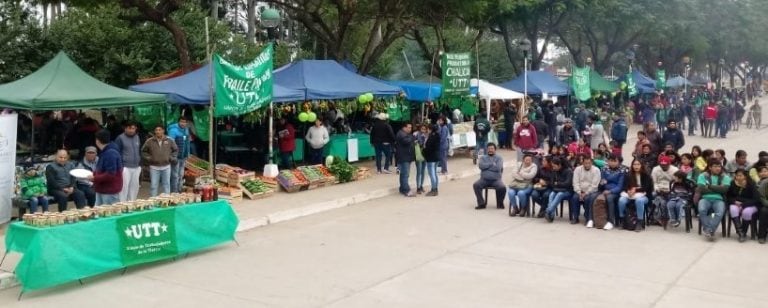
[624,203,638,231]
[611,121,628,142]
[593,194,608,229]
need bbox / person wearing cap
[88,129,123,205]
[661,120,685,151]
[557,118,579,146]
[696,158,732,239]
[651,156,679,223]
[75,146,98,207]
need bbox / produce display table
[323,133,375,161]
[3,200,239,293]
[272,138,305,163]
[218,131,244,147]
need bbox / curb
[236,160,516,233]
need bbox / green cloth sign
[572,66,591,101]
[214,44,273,117]
[193,107,211,142]
[5,200,238,292]
[117,209,177,266]
[656,69,666,89]
[134,104,164,131]
[627,73,638,97]
[441,53,471,96]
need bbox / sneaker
[569,219,579,225]
[426,190,438,197]
[672,220,681,228]
[604,222,614,230]
[416,188,424,194]
[586,220,594,228]
[545,213,554,223]
[475,204,487,210]
[377,171,382,174]
[759,238,766,244]
[382,169,392,174]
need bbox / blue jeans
[308,147,324,165]
[439,148,449,173]
[532,188,551,212]
[150,167,171,197]
[698,198,726,233]
[570,192,599,221]
[688,115,698,135]
[374,143,392,172]
[27,196,49,213]
[618,195,649,219]
[415,161,426,190]
[507,186,533,210]
[546,191,572,216]
[398,161,412,195]
[718,120,729,137]
[426,162,438,190]
[96,193,120,206]
[605,192,620,223]
[279,151,293,169]
[170,158,186,193]
[667,197,687,221]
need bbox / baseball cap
[85,146,97,153]
[659,156,671,165]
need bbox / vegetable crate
[297,165,327,190]
[215,164,256,187]
[218,187,243,202]
[186,155,211,175]
[276,170,310,193]
[239,178,276,199]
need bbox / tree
[0,1,56,83]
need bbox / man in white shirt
[570,156,602,227]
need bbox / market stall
[324,133,375,161]
[3,197,238,295]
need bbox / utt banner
[656,69,666,89]
[117,209,178,266]
[0,113,17,224]
[214,44,274,117]
[441,53,472,96]
[572,66,591,101]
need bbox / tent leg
[0,251,7,268]
[121,267,127,276]
[78,279,84,286]
[233,239,241,247]
[17,290,23,301]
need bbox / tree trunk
[499,23,520,76]
[211,0,219,19]
[161,18,193,72]
[42,3,48,27]
[246,0,256,43]
[50,3,57,21]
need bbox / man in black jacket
[661,120,685,151]
[395,123,416,197]
[370,114,396,174]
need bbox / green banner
[134,105,164,131]
[117,209,178,266]
[214,44,274,117]
[192,107,210,142]
[572,66,591,101]
[656,69,666,89]
[627,73,638,97]
[441,52,472,96]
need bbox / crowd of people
[469,92,768,243]
[18,117,192,213]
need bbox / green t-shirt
[696,173,732,201]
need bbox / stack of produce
[185,155,211,177]
[239,178,275,199]
[276,170,309,192]
[215,164,255,187]
[297,166,325,185]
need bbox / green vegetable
[328,156,357,183]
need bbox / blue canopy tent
[386,81,441,102]
[130,64,305,104]
[499,71,570,96]
[618,70,656,94]
[274,60,401,100]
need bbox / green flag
[192,107,210,142]
[117,209,178,266]
[572,66,591,101]
[627,73,638,97]
[214,44,273,117]
[441,52,472,96]
[656,69,666,89]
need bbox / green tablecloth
[272,138,305,162]
[323,133,374,161]
[5,200,238,292]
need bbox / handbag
[415,144,425,162]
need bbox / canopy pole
[206,17,215,178]
[476,41,487,121]
[426,50,439,123]
[30,111,35,162]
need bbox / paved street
[2,104,768,307]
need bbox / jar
[22,214,33,225]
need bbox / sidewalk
[231,149,517,232]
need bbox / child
[666,171,696,228]
[19,166,49,213]
[609,140,622,158]
[679,153,694,175]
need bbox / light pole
[683,56,691,97]
[719,58,726,91]
[261,7,282,176]
[519,38,531,121]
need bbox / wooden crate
[186,155,211,175]
[249,191,275,200]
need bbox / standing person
[115,121,142,202]
[473,113,491,159]
[437,116,451,174]
[557,119,579,146]
[305,118,330,165]
[46,150,87,212]
[513,117,538,161]
[414,125,428,194]
[618,159,654,231]
[168,117,190,193]
[75,146,98,207]
[696,159,732,240]
[749,99,761,129]
[661,120,685,151]
[424,124,441,196]
[531,118,549,149]
[589,115,606,151]
[277,117,296,169]
[644,122,663,155]
[717,102,730,138]
[543,103,558,147]
[395,123,416,197]
[503,102,517,147]
[89,129,123,205]
[703,101,718,138]
[570,156,601,227]
[370,113,395,174]
[726,169,760,242]
[141,125,178,197]
[473,143,506,209]
[685,100,699,136]
[610,113,628,149]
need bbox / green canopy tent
[0,51,166,110]
[0,51,166,159]
[565,69,619,93]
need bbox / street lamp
[683,56,691,96]
[719,59,726,91]
[519,38,532,120]
[261,7,282,176]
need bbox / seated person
[544,158,573,222]
[618,159,654,231]
[650,156,679,224]
[532,156,555,217]
[600,155,627,229]
[666,171,696,228]
[570,156,601,227]
[473,143,506,210]
[75,146,98,207]
[696,158,731,239]
[45,150,87,212]
[726,169,759,243]
[507,154,538,216]
[19,165,49,213]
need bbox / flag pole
[206,17,215,178]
